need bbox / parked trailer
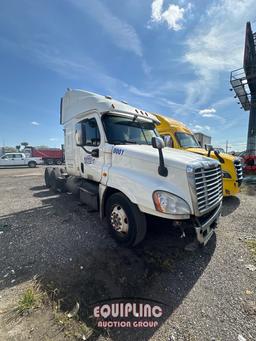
[243,155,256,173]
[24,147,64,165]
[45,89,223,249]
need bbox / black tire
[47,159,54,165]
[49,168,67,193]
[105,193,147,247]
[28,161,36,168]
[44,167,53,188]
[50,168,61,193]
[56,159,62,165]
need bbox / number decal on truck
[113,148,124,155]
[84,155,95,164]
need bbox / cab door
[0,155,11,166]
[78,115,105,182]
[13,153,26,165]
[3,154,17,166]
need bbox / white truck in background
[0,153,43,168]
[44,89,223,248]
[194,132,212,149]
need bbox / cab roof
[154,114,192,134]
[61,89,159,125]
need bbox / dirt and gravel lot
[0,166,255,341]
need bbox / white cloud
[191,124,211,132]
[199,108,216,115]
[142,60,152,76]
[151,1,190,31]
[198,107,226,124]
[152,0,164,22]
[31,121,39,126]
[184,0,255,107]
[69,0,151,75]
[70,0,143,57]
[128,86,153,98]
[161,4,185,31]
[198,108,216,117]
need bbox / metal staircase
[230,68,251,111]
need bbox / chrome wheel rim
[110,205,129,234]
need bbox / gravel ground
[0,166,255,341]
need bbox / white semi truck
[44,89,223,248]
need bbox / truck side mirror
[91,149,99,157]
[152,137,165,150]
[162,135,173,148]
[205,144,213,151]
[152,137,168,177]
[75,123,86,146]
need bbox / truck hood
[112,144,215,170]
[186,147,236,162]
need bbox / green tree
[16,145,21,151]
[4,146,17,153]
[21,142,29,148]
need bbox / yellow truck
[155,114,243,196]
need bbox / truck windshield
[176,132,200,148]
[102,114,158,145]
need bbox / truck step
[79,180,99,211]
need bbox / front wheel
[105,193,147,247]
[28,161,36,168]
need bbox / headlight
[222,171,232,179]
[153,191,191,215]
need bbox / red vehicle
[24,146,64,165]
[243,155,256,173]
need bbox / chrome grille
[194,165,223,213]
[234,159,243,186]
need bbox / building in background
[194,132,212,148]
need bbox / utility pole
[226,140,228,153]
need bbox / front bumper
[194,202,222,245]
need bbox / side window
[15,154,22,158]
[82,118,100,146]
[161,134,173,148]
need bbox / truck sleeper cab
[45,90,223,248]
[155,114,243,197]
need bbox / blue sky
[0,0,254,151]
